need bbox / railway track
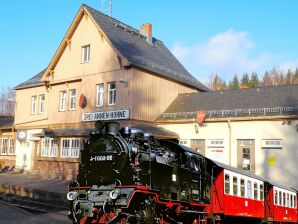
[0,192,69,214]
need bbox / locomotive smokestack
[106,122,120,135]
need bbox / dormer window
[82,45,90,63]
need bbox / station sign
[82,109,129,121]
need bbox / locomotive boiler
[67,121,211,223]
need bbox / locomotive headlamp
[67,191,78,201]
[109,189,120,200]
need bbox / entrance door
[237,139,255,171]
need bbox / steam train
[67,121,298,224]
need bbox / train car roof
[267,180,297,192]
[178,145,295,191]
[179,145,264,181]
[292,185,298,192]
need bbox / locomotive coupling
[109,189,120,200]
[67,191,78,201]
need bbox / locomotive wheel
[139,203,156,224]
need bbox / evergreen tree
[261,70,272,86]
[241,73,250,88]
[293,68,298,84]
[229,75,240,89]
[249,72,259,88]
[286,69,293,84]
[207,73,227,91]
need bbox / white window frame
[8,138,15,155]
[224,169,264,201]
[41,138,58,157]
[61,138,80,158]
[273,186,296,208]
[39,94,45,113]
[59,91,67,111]
[1,138,8,155]
[81,45,90,63]
[31,95,37,114]
[96,84,104,107]
[108,82,116,105]
[207,139,224,147]
[179,139,188,146]
[262,139,282,149]
[69,89,76,111]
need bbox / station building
[156,85,298,187]
[12,4,298,188]
[0,116,16,168]
[13,4,207,179]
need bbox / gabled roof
[14,69,45,90]
[15,4,208,91]
[84,5,208,91]
[157,84,298,121]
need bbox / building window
[224,174,230,194]
[1,139,8,155]
[190,139,205,154]
[82,45,90,63]
[59,91,67,111]
[108,82,116,105]
[61,138,80,158]
[262,139,282,149]
[240,178,245,197]
[8,139,15,155]
[39,94,45,113]
[208,139,224,147]
[31,96,37,114]
[41,138,58,157]
[69,89,76,110]
[96,84,104,107]
[242,148,250,170]
[233,176,238,196]
[179,139,188,146]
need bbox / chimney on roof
[140,23,153,44]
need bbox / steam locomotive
[67,121,211,223]
[67,121,298,224]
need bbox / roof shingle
[158,85,298,121]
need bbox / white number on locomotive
[90,155,113,162]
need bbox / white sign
[82,109,129,121]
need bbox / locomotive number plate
[90,155,113,162]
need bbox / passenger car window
[240,179,245,197]
[233,177,238,196]
[225,174,230,194]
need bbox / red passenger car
[265,182,297,223]
[209,160,265,223]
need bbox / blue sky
[1,0,298,89]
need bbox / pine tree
[229,75,240,89]
[286,69,293,84]
[293,67,298,84]
[261,70,272,87]
[207,73,227,91]
[241,73,250,88]
[249,72,259,88]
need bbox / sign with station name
[82,109,129,121]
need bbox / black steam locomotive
[67,121,211,224]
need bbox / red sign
[79,94,87,108]
[196,109,206,123]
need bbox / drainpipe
[227,119,232,166]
